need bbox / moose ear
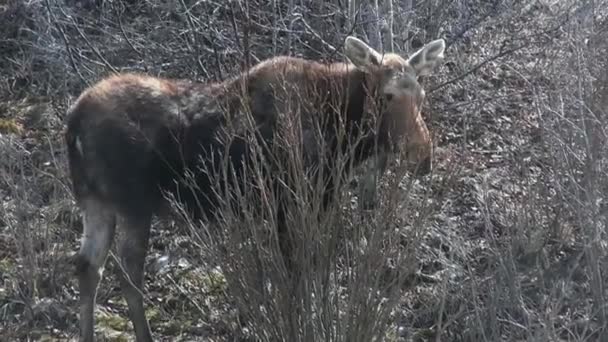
[407,39,446,76]
[344,36,382,72]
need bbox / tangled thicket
[0,0,607,341]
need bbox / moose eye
[386,94,394,101]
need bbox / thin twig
[115,3,145,68]
[179,0,208,77]
[66,15,119,74]
[429,42,529,93]
[296,15,337,53]
[44,0,87,87]
[228,1,244,64]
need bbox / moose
[65,36,446,341]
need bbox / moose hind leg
[76,197,117,342]
[115,213,153,342]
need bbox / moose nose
[415,156,432,176]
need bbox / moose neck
[341,65,385,166]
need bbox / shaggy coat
[66,36,445,342]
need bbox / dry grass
[0,0,607,341]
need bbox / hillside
[0,0,607,341]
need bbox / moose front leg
[358,151,389,211]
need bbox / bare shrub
[163,84,437,341]
[418,1,608,340]
[1,0,608,341]
[0,132,75,339]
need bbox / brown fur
[67,39,442,342]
